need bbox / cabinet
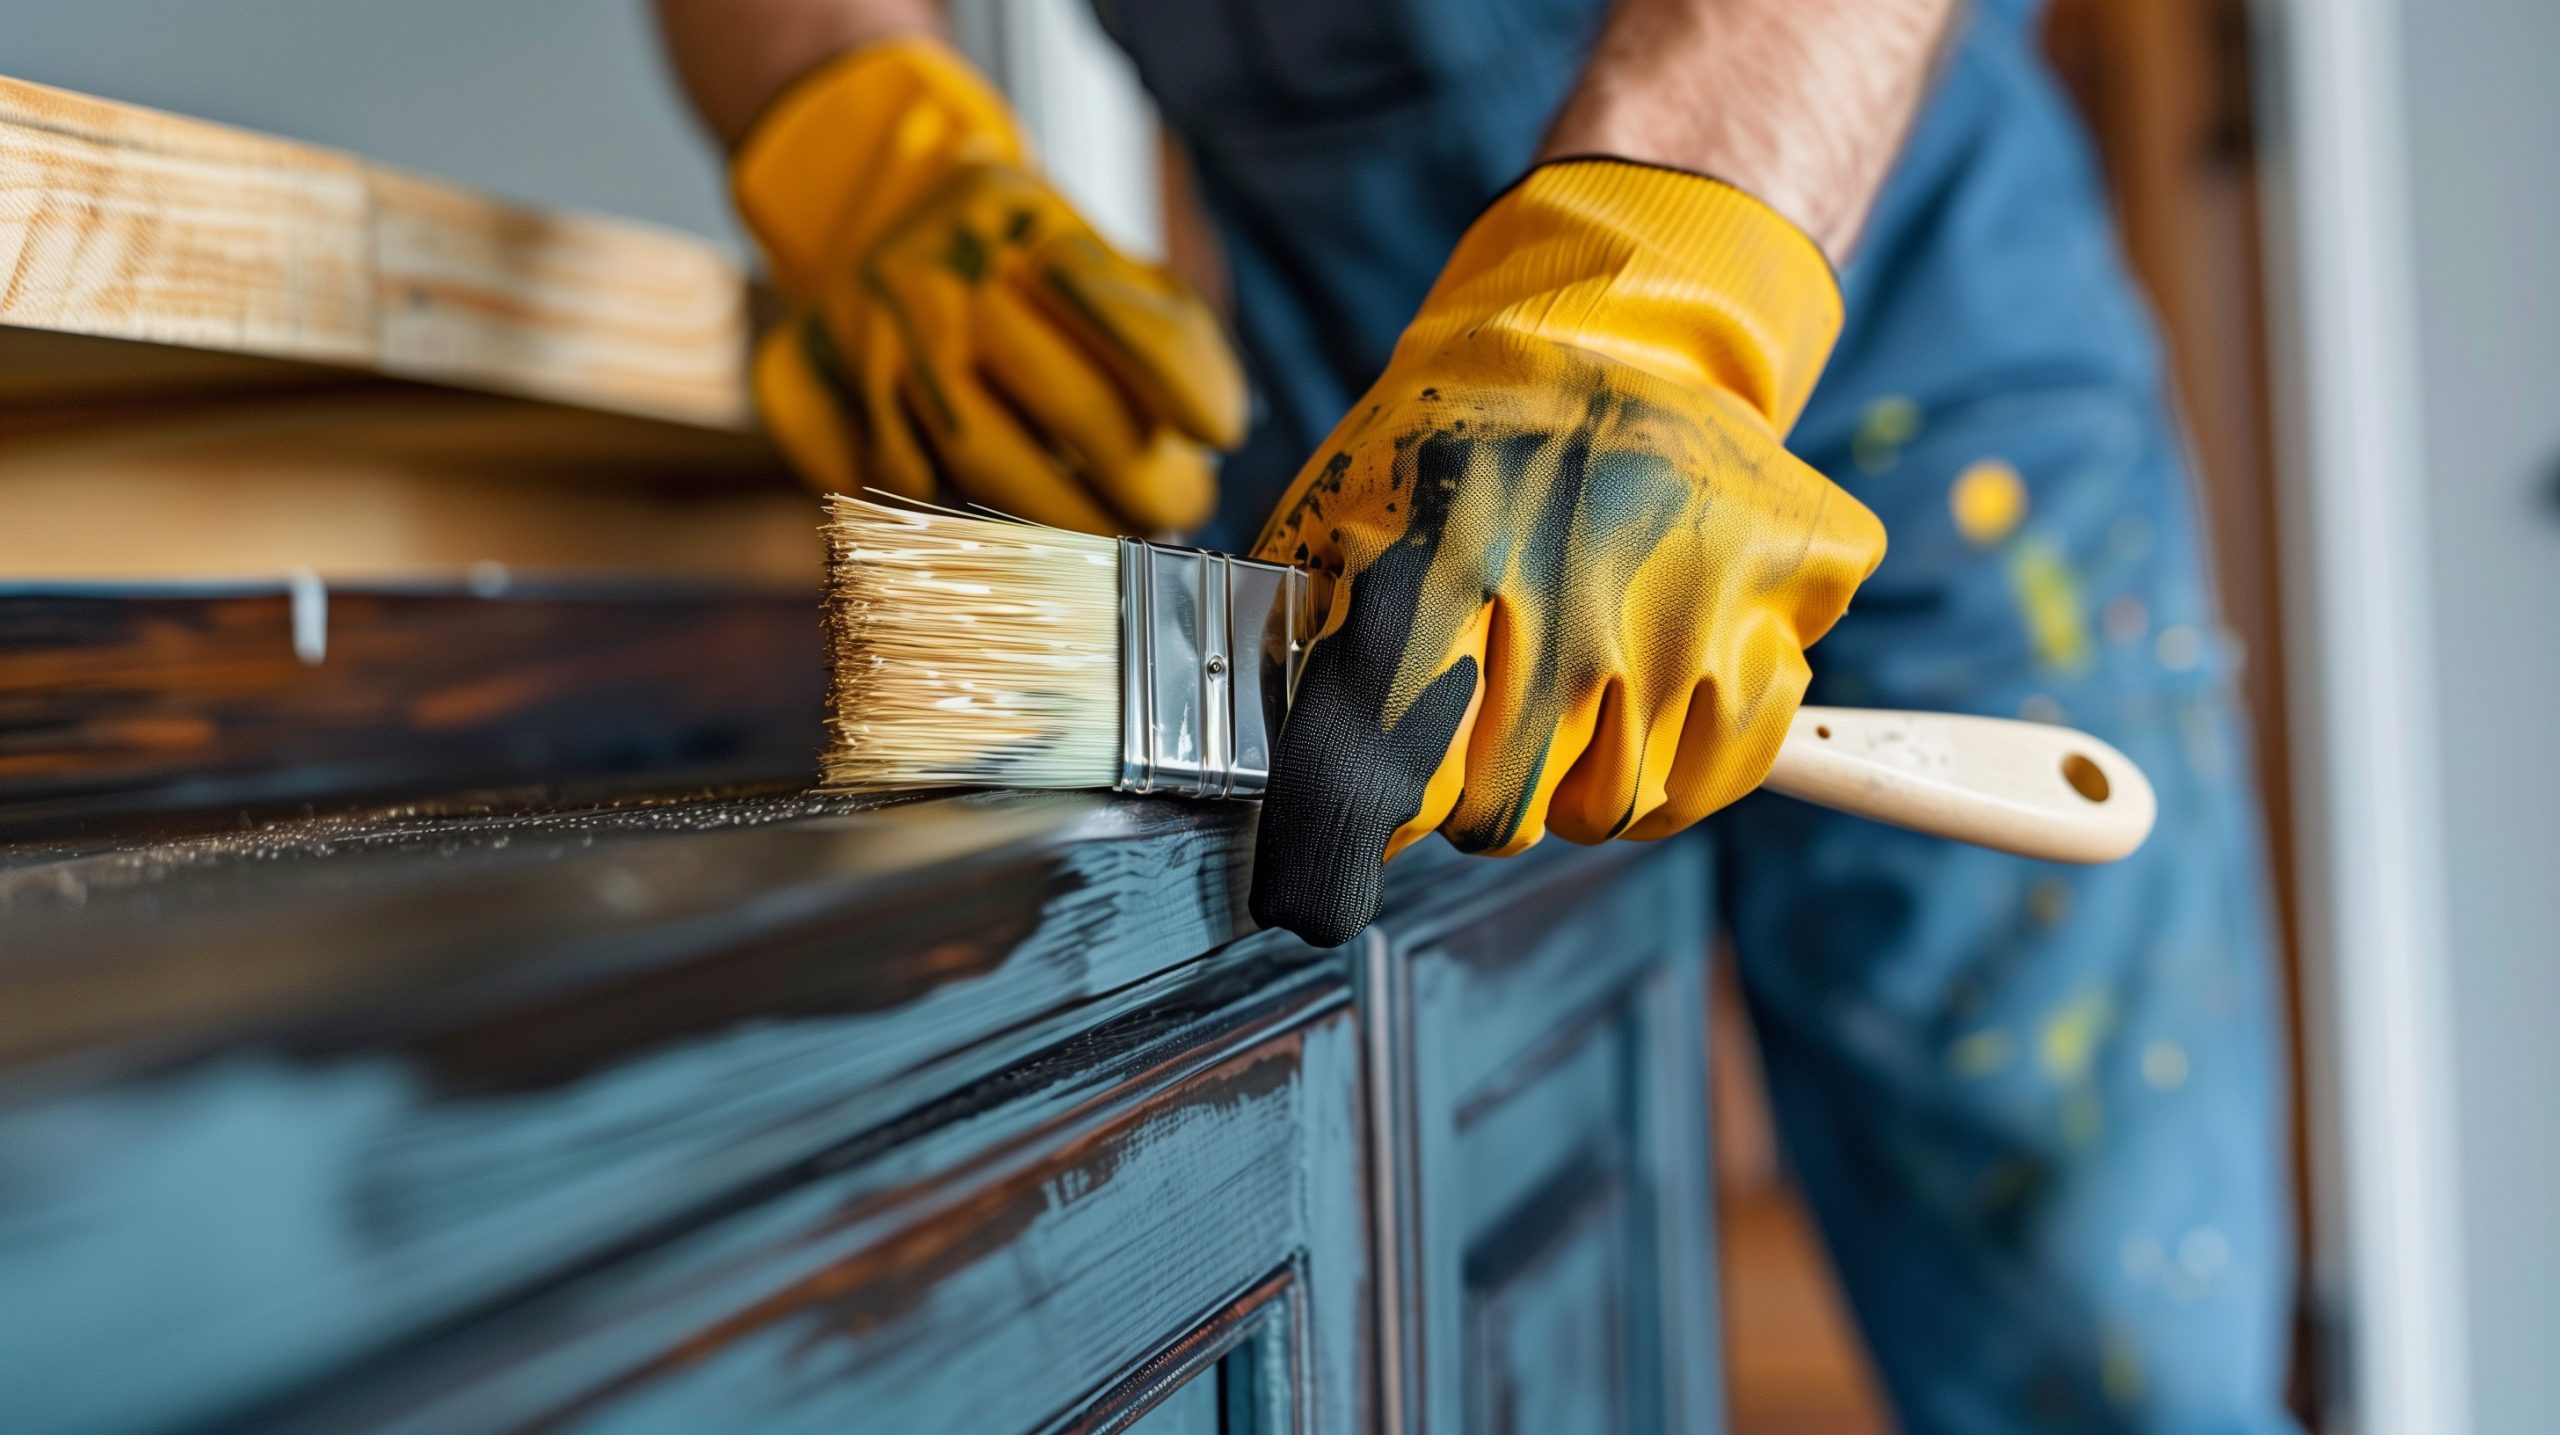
[0,792,1718,1433]
[1368,838,1720,1434]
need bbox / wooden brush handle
[1764,707,2156,864]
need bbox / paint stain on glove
[1248,160,1884,947]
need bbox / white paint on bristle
[820,496,1123,790]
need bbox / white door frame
[951,0,1164,259]
[2255,0,2471,1430]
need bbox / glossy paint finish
[0,787,1718,1433]
[1366,838,1722,1434]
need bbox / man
[655,0,2294,1428]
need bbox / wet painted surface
[1390,838,1724,1435]
[0,784,1705,1433]
[1,791,1266,1431]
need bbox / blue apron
[1098,2,2297,1427]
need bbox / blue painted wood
[1125,1376,1222,1435]
[1369,836,1723,1435]
[0,787,1719,1434]
[1468,1162,1630,1432]
[258,966,1369,1434]
[0,792,1277,1433]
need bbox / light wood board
[0,328,815,585]
[0,71,755,429]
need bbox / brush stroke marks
[1251,333,1882,946]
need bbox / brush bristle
[820,495,1123,791]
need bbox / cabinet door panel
[1371,837,1719,1435]
[1464,1153,1629,1435]
[1062,1265,1301,1435]
[1125,1377,1223,1435]
[246,952,1369,1435]
[578,996,1363,1434]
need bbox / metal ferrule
[1116,538,1317,799]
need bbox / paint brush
[820,495,2155,864]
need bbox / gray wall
[0,0,740,246]
[2402,0,2560,1429]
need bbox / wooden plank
[0,324,367,409]
[0,582,824,837]
[0,73,374,366]
[0,73,753,429]
[0,369,814,584]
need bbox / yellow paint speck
[1853,395,1923,474]
[2009,538,2095,674]
[2040,989,2113,1082]
[1948,1027,2016,1078]
[2143,1040,2190,1091]
[1951,458,2029,545]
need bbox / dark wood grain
[0,583,823,841]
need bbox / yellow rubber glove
[1249,159,1886,947]
[733,37,1245,534]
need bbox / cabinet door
[1367,838,1720,1435]
[244,943,1370,1435]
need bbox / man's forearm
[654,0,946,147]
[1540,0,1955,261]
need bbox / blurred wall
[2400,0,2560,1428]
[0,0,739,245]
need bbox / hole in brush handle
[2061,751,2111,803]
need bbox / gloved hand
[732,37,1244,534]
[1249,159,1886,947]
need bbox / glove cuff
[732,36,1027,298]
[1414,158,1844,436]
